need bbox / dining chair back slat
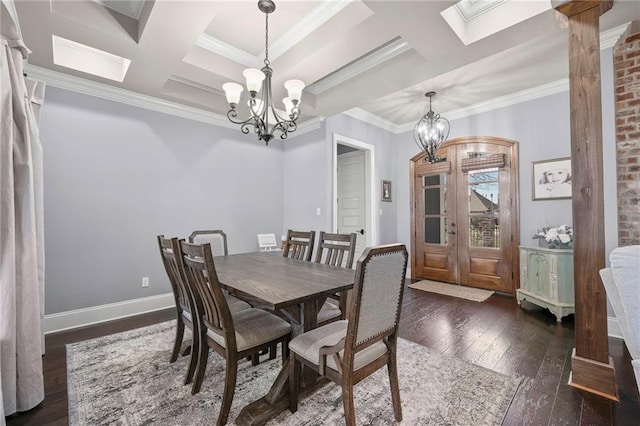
[283,230,316,261]
[180,242,232,339]
[315,232,357,269]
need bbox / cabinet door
[527,252,550,297]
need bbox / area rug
[67,321,519,425]
[409,280,495,302]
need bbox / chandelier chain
[264,12,270,66]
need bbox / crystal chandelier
[413,91,450,163]
[222,0,304,145]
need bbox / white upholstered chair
[288,244,409,425]
[189,229,228,256]
[599,245,640,394]
[188,229,251,314]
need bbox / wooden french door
[410,136,520,294]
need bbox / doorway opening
[332,134,375,262]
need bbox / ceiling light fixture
[413,91,450,163]
[222,0,304,145]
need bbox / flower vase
[538,239,550,248]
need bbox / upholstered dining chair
[180,241,292,425]
[288,244,409,425]
[189,229,228,256]
[188,229,251,314]
[282,229,316,261]
[314,231,358,326]
[157,235,199,385]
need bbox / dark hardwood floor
[5,285,639,425]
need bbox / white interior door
[337,150,367,262]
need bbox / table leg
[235,298,323,425]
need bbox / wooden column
[555,0,618,401]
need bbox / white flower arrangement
[533,224,573,249]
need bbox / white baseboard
[43,293,174,334]
[608,316,623,340]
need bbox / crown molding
[24,64,236,129]
[267,0,352,62]
[600,22,631,49]
[306,38,411,95]
[195,0,351,68]
[24,64,320,140]
[194,34,260,68]
[343,108,398,133]
[396,78,570,133]
[292,116,326,138]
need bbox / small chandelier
[222,0,304,145]
[413,91,450,163]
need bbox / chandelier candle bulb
[222,82,243,106]
[283,97,294,116]
[243,68,265,94]
[284,79,305,102]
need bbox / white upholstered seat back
[352,246,408,346]
[189,230,227,256]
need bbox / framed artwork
[382,180,392,202]
[532,157,572,200]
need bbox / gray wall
[281,113,398,245]
[40,87,284,314]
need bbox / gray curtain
[1,0,46,419]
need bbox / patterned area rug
[67,321,520,425]
[409,280,495,302]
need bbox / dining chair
[157,235,199,385]
[314,231,358,326]
[189,229,251,314]
[282,229,316,261]
[189,229,228,256]
[180,241,292,425]
[288,244,409,425]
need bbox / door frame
[332,133,376,248]
[410,136,520,293]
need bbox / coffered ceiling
[14,1,640,132]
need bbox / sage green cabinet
[516,246,575,322]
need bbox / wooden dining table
[212,251,355,425]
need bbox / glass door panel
[423,174,448,245]
[468,168,500,248]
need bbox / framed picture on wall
[382,180,392,202]
[532,157,572,200]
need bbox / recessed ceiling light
[52,35,131,82]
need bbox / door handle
[448,231,456,235]
[359,229,365,235]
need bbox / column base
[568,348,619,402]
